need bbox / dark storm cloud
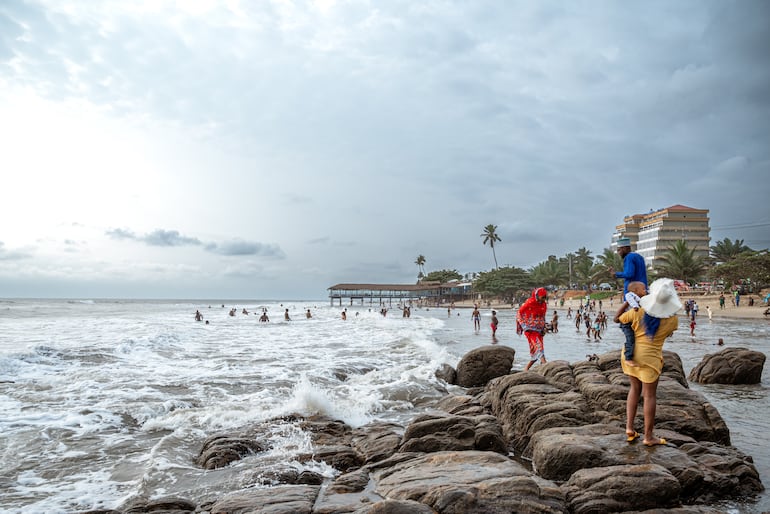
[105,228,138,241]
[143,229,202,247]
[107,228,201,246]
[205,240,285,258]
[105,228,282,257]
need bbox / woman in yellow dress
[614,278,681,446]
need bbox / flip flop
[626,431,639,442]
[643,438,667,447]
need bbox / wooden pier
[327,282,473,306]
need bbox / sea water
[0,299,768,513]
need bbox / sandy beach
[450,291,770,321]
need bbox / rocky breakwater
[91,345,764,514]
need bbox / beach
[452,291,769,321]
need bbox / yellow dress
[619,308,678,383]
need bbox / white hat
[640,278,682,318]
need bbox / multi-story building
[611,205,710,269]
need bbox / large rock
[455,344,516,387]
[195,433,265,470]
[563,464,681,513]
[527,424,762,503]
[208,485,319,514]
[351,422,403,464]
[688,347,766,384]
[398,413,507,455]
[372,450,566,513]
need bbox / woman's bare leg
[642,379,662,444]
[626,376,641,436]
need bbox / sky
[1,0,769,300]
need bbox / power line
[711,222,770,230]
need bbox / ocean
[1,298,768,513]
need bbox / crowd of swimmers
[193,304,315,324]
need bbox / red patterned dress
[517,288,548,362]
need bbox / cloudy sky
[1,1,769,300]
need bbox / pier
[327,282,473,306]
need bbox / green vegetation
[423,269,463,283]
[414,237,767,298]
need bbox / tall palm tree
[655,240,706,284]
[481,224,501,269]
[415,255,426,281]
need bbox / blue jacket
[615,252,648,295]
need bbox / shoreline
[446,293,769,321]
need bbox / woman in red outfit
[517,287,549,370]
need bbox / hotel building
[611,205,711,269]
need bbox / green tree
[530,256,568,287]
[481,224,502,270]
[710,250,770,289]
[595,248,624,288]
[423,269,463,283]
[473,266,533,302]
[654,240,706,283]
[414,255,426,281]
[710,238,753,263]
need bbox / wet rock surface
[113,350,763,514]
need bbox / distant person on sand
[706,305,712,320]
[490,310,499,340]
[610,238,648,296]
[615,278,681,446]
[472,305,481,332]
[517,287,549,371]
[719,293,725,309]
[617,281,647,368]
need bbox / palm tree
[655,240,706,284]
[415,255,426,281]
[595,248,624,287]
[481,224,501,269]
[710,238,752,264]
[530,259,568,287]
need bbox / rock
[351,422,403,464]
[434,363,457,385]
[372,450,566,513]
[526,422,760,504]
[688,347,766,384]
[455,344,516,387]
[563,464,681,513]
[195,434,264,470]
[208,485,319,514]
[248,467,324,486]
[122,497,197,513]
[352,499,436,513]
[297,416,364,472]
[486,371,594,456]
[398,413,507,454]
